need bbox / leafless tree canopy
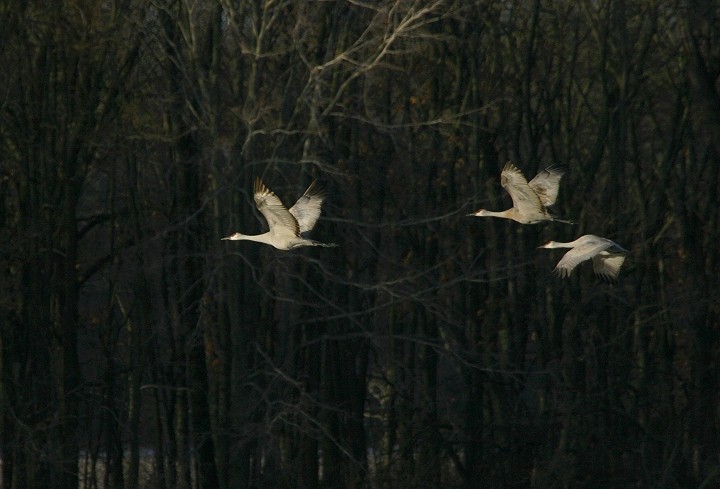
[1,1,719,488]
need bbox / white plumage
[539,234,628,281]
[470,161,572,224]
[222,178,337,250]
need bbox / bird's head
[468,208,488,217]
[222,232,243,241]
[538,241,557,249]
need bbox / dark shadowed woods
[1,1,719,488]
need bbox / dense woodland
[1,1,720,488]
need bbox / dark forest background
[2,1,720,488]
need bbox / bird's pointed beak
[467,210,479,217]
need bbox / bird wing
[289,180,326,234]
[528,165,566,206]
[253,178,300,238]
[553,238,611,278]
[592,251,627,281]
[501,162,546,216]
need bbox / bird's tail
[545,205,574,224]
[309,239,339,248]
[550,215,575,225]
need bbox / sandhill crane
[469,161,572,224]
[539,234,628,281]
[222,177,337,250]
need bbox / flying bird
[469,161,572,224]
[539,234,628,281]
[222,178,337,250]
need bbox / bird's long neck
[547,237,584,249]
[225,232,272,244]
[478,209,515,219]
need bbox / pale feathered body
[222,178,337,250]
[539,234,628,281]
[470,161,571,224]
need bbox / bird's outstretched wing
[592,253,627,281]
[553,238,611,278]
[501,162,545,216]
[289,180,326,234]
[528,165,566,206]
[592,239,629,281]
[254,178,300,237]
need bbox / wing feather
[289,180,326,234]
[553,239,612,278]
[592,252,627,281]
[501,162,546,217]
[528,165,566,206]
[253,178,300,238]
